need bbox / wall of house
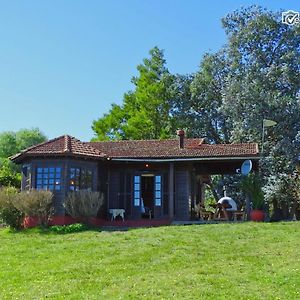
[106,162,170,220]
[22,157,99,215]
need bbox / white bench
[109,209,125,221]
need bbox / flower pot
[250,209,264,222]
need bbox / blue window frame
[133,175,141,206]
[154,175,162,206]
[36,167,61,191]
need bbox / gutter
[110,156,259,163]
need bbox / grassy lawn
[0,222,299,299]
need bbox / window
[155,175,162,206]
[36,167,61,191]
[22,164,31,190]
[69,167,93,191]
[133,175,141,206]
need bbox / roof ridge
[71,136,107,156]
[64,135,71,153]
[87,137,204,144]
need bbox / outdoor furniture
[233,210,246,221]
[200,210,213,221]
[194,203,213,220]
[142,207,152,219]
[109,209,125,221]
[212,203,230,221]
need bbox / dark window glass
[68,167,93,191]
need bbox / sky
[0,0,299,141]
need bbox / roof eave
[10,152,107,164]
[110,155,260,162]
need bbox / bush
[49,223,88,234]
[0,187,24,229]
[240,174,264,210]
[0,158,21,188]
[263,172,300,220]
[13,190,54,227]
[64,190,104,222]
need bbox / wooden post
[168,162,174,220]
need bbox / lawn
[0,222,299,299]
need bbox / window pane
[134,198,140,206]
[49,173,54,179]
[43,180,48,184]
[134,191,140,198]
[134,183,140,191]
[155,176,161,183]
[37,168,43,173]
[155,198,161,206]
[69,186,75,191]
[56,168,61,173]
[49,179,54,184]
[49,185,54,190]
[155,191,161,198]
[56,172,61,178]
[37,174,43,179]
[49,168,55,173]
[44,168,48,173]
[55,185,61,191]
[55,179,61,185]
[155,183,161,191]
[36,185,42,190]
[37,179,42,185]
[134,176,140,184]
[44,173,48,179]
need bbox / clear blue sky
[0,0,298,141]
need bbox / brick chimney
[176,129,185,149]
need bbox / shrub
[0,187,24,229]
[49,223,88,234]
[64,190,104,222]
[13,190,54,227]
[263,172,300,220]
[240,174,264,210]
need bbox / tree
[15,128,47,151]
[0,128,47,188]
[92,47,174,140]
[222,6,300,150]
[220,6,300,218]
[170,51,232,143]
[0,128,47,158]
[0,159,21,188]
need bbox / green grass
[0,222,300,299]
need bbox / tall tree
[92,47,173,140]
[220,6,300,218]
[170,51,232,143]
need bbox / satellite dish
[241,160,252,176]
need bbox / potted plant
[240,174,265,221]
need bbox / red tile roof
[11,135,106,162]
[11,135,259,163]
[86,139,259,159]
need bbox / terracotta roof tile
[11,135,259,163]
[86,139,259,159]
[11,135,106,162]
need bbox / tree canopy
[92,6,300,219]
[0,128,47,188]
[92,47,173,140]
